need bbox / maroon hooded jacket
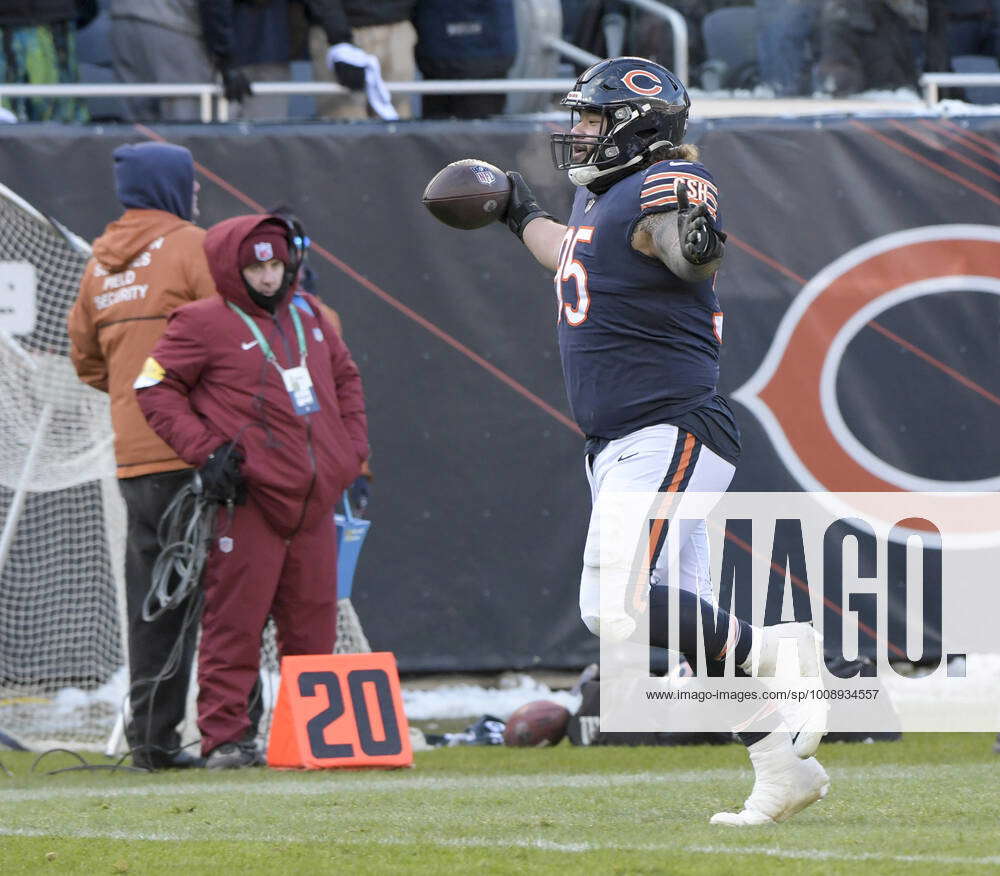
[136,215,368,538]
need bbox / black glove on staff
[196,443,246,505]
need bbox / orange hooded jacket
[67,208,216,477]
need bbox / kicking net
[0,183,127,750]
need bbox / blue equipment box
[334,491,370,599]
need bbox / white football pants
[579,423,736,638]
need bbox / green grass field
[2,734,998,875]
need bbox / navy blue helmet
[551,57,690,188]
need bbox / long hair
[650,143,700,163]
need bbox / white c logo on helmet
[622,70,663,96]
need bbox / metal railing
[0,79,579,123]
[0,82,219,121]
[621,0,688,87]
[1,70,995,124]
[534,1,688,90]
[543,37,601,70]
[919,72,1000,105]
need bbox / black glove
[675,180,726,265]
[503,172,556,241]
[333,60,366,92]
[219,63,252,103]
[196,443,246,505]
[347,475,370,517]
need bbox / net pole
[100,475,131,757]
[0,403,53,575]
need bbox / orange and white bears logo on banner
[733,225,1000,546]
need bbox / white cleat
[742,622,829,758]
[783,695,829,760]
[710,735,830,826]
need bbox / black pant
[118,468,199,765]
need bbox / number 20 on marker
[267,652,413,769]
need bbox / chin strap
[584,152,654,195]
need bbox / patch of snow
[53,667,127,714]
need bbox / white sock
[747,727,793,757]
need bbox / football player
[502,57,829,825]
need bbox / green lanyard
[228,301,308,371]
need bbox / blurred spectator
[414,0,518,119]
[947,0,997,56]
[229,0,297,120]
[0,0,94,122]
[920,0,951,75]
[700,5,761,89]
[756,0,821,96]
[309,0,417,120]
[110,0,251,121]
[815,0,925,95]
[570,0,745,88]
[192,1,355,121]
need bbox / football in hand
[503,700,571,747]
[421,159,511,230]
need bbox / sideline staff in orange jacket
[67,142,213,770]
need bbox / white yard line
[684,845,1000,867]
[2,826,998,867]
[3,767,745,802]
[4,762,994,804]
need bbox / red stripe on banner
[727,235,808,285]
[920,120,1000,166]
[935,118,1000,158]
[133,124,583,437]
[867,320,1000,408]
[725,234,998,409]
[888,120,1000,184]
[850,120,1000,207]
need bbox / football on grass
[503,700,571,747]
[421,159,511,230]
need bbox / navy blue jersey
[555,158,737,458]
